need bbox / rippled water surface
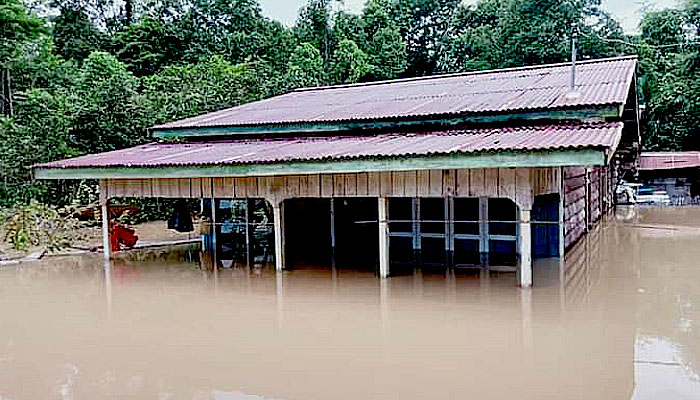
[1,206,700,399]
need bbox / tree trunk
[0,66,13,117]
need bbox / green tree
[0,89,77,206]
[640,9,685,47]
[295,0,335,63]
[51,7,105,63]
[362,0,407,79]
[284,43,327,89]
[0,0,45,116]
[331,39,373,83]
[333,11,365,45]
[391,0,461,76]
[114,14,181,76]
[366,26,407,79]
[637,5,700,150]
[12,37,78,92]
[69,51,141,152]
[138,55,276,126]
[440,0,625,72]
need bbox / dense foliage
[0,0,699,209]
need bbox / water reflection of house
[639,152,700,204]
[33,56,640,287]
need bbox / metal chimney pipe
[570,30,577,93]
[567,27,580,100]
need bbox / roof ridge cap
[293,55,639,93]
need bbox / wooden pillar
[273,200,285,272]
[378,197,390,278]
[101,201,111,260]
[412,198,420,263]
[99,180,111,260]
[330,198,336,257]
[559,166,566,258]
[245,199,252,268]
[519,209,532,287]
[479,197,489,264]
[210,196,217,270]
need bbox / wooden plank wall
[589,166,602,228]
[563,166,587,250]
[563,164,615,250]
[103,167,561,210]
[601,165,614,214]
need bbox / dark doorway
[284,198,332,268]
[333,198,378,270]
[532,194,560,257]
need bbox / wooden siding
[563,167,588,250]
[103,167,564,210]
[563,164,614,251]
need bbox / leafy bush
[0,201,88,252]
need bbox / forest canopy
[1,0,699,207]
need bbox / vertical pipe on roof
[570,31,577,93]
[567,24,581,100]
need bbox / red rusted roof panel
[639,152,700,170]
[153,56,636,130]
[37,123,622,169]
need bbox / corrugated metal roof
[639,152,700,170]
[37,122,622,169]
[153,56,636,130]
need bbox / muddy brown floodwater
[1,206,700,399]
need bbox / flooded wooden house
[34,56,640,287]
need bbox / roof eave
[34,148,607,180]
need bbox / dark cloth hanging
[168,200,194,232]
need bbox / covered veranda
[34,122,621,287]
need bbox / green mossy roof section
[151,56,637,137]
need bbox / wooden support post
[245,199,252,268]
[412,198,420,265]
[210,196,218,270]
[519,209,533,287]
[273,200,285,272]
[330,198,336,257]
[559,166,566,258]
[99,180,111,260]
[378,197,390,278]
[101,201,111,260]
[479,197,489,265]
[444,197,452,269]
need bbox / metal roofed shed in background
[152,56,637,136]
[639,152,700,170]
[35,122,622,179]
